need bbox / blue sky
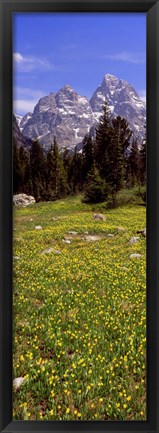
[13,13,146,116]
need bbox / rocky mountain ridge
[15,74,146,150]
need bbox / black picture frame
[0,1,159,432]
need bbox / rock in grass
[13,377,25,390]
[35,225,43,230]
[13,193,35,206]
[137,228,146,237]
[85,235,102,241]
[107,234,114,237]
[63,239,71,244]
[68,231,78,235]
[94,213,106,221]
[41,247,53,255]
[128,236,140,245]
[53,250,61,255]
[130,253,142,259]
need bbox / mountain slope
[16,74,146,150]
[90,74,145,138]
[13,114,33,149]
[21,85,95,150]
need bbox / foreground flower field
[13,196,146,420]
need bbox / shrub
[82,167,108,204]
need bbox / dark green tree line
[13,104,146,206]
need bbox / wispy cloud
[13,52,55,72]
[13,86,45,114]
[13,86,45,99]
[13,99,38,114]
[101,51,146,64]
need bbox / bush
[137,187,146,204]
[82,167,108,204]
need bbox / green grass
[13,195,146,421]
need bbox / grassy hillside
[13,196,146,420]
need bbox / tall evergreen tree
[62,148,73,194]
[83,163,108,204]
[69,149,83,194]
[19,146,30,193]
[13,138,21,193]
[94,105,131,205]
[30,139,46,200]
[139,127,146,185]
[94,102,112,181]
[112,116,132,154]
[110,116,132,197]
[82,133,94,183]
[128,139,140,187]
[46,138,67,200]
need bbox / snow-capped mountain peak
[16,73,146,150]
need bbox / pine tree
[62,148,72,195]
[46,138,67,200]
[112,116,132,153]
[139,128,146,185]
[13,138,21,193]
[69,149,83,194]
[94,102,112,180]
[128,139,140,187]
[30,139,46,200]
[110,116,132,200]
[83,163,108,204]
[46,144,56,199]
[19,146,30,193]
[82,133,94,183]
[94,105,131,205]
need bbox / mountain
[15,74,146,150]
[90,74,146,137]
[19,85,95,150]
[15,114,23,127]
[13,114,33,149]
[20,112,33,130]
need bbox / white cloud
[13,99,38,114]
[13,86,44,99]
[13,52,23,63]
[13,87,46,114]
[13,52,55,72]
[101,51,146,64]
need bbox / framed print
[0,0,159,432]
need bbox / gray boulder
[13,193,35,206]
[41,247,53,255]
[63,239,71,244]
[94,213,106,221]
[130,253,142,259]
[85,235,102,241]
[128,236,140,245]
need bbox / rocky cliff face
[90,74,145,138]
[20,85,95,150]
[15,74,146,150]
[13,114,32,149]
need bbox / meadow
[13,195,146,421]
